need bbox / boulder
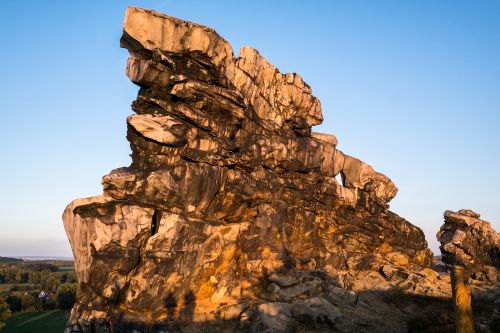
[291,297,340,327]
[256,302,295,333]
[437,209,500,270]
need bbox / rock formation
[437,209,500,282]
[63,7,449,333]
[436,210,500,332]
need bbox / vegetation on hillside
[0,257,21,264]
[0,295,11,329]
[0,259,76,331]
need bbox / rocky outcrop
[437,209,500,281]
[63,7,447,333]
[436,209,500,333]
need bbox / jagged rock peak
[118,6,397,205]
[62,7,439,333]
[121,6,323,133]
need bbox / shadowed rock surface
[64,7,458,333]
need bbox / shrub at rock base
[0,296,11,330]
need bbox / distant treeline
[0,257,22,264]
[0,262,67,284]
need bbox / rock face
[437,209,500,278]
[63,7,442,332]
[437,210,500,332]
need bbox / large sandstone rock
[63,6,442,332]
[437,209,500,278]
[436,210,500,332]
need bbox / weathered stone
[311,132,338,147]
[326,286,358,307]
[239,308,253,328]
[268,273,298,287]
[351,271,392,292]
[256,302,294,333]
[218,303,248,320]
[267,282,281,293]
[485,266,498,282]
[291,297,340,327]
[128,114,189,146]
[63,6,442,332]
[437,209,500,270]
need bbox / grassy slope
[3,310,69,333]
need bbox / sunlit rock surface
[437,209,500,280]
[63,7,451,333]
[436,210,500,332]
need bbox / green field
[3,310,69,333]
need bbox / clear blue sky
[0,1,499,257]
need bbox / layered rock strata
[63,7,444,332]
[437,210,500,332]
[437,209,500,282]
